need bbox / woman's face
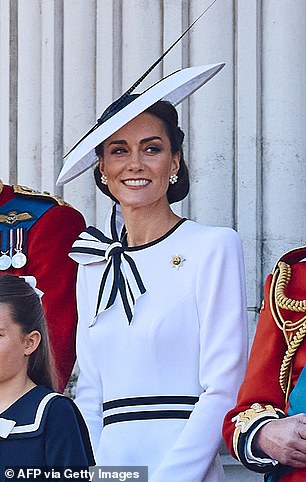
[0,303,39,385]
[99,112,180,210]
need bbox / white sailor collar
[0,392,61,439]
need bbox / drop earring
[169,173,178,185]
[101,173,108,185]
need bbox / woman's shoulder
[183,219,241,246]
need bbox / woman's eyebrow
[140,136,162,144]
[109,136,162,146]
[109,139,127,146]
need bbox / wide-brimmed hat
[57,63,225,186]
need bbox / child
[0,275,95,477]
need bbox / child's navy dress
[0,385,95,480]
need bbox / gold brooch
[170,254,185,269]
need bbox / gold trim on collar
[13,184,66,206]
[0,180,3,195]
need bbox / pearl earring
[169,173,178,185]
[101,173,108,185]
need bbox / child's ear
[24,330,41,356]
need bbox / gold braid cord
[270,261,306,400]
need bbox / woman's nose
[127,150,143,169]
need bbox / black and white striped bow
[69,206,146,324]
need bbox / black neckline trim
[123,218,187,252]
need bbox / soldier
[0,180,85,391]
[223,247,306,482]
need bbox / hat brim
[57,63,225,185]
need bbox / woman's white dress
[72,213,248,482]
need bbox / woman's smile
[122,178,151,187]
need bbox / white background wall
[1,1,305,479]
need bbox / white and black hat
[57,63,225,187]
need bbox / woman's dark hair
[94,97,189,204]
[0,275,58,390]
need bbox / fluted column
[62,0,97,224]
[262,0,306,276]
[17,0,41,187]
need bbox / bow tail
[119,273,133,324]
[123,253,146,295]
[119,258,147,323]
[95,260,113,316]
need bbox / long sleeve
[74,264,104,452]
[222,274,288,461]
[222,253,306,482]
[149,228,248,482]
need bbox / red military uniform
[223,247,306,482]
[0,181,85,391]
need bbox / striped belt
[102,395,199,427]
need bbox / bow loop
[105,242,123,261]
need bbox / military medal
[11,228,27,268]
[0,231,11,270]
[12,251,27,268]
[0,252,11,270]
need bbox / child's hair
[0,275,58,390]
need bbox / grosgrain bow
[0,418,16,438]
[69,214,146,324]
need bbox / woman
[0,275,95,478]
[61,63,249,481]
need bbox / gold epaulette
[232,403,283,462]
[13,184,69,207]
[270,248,306,400]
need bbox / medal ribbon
[9,229,13,259]
[15,227,22,252]
[12,228,27,269]
[69,206,146,324]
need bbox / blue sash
[0,196,55,231]
[287,365,306,416]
